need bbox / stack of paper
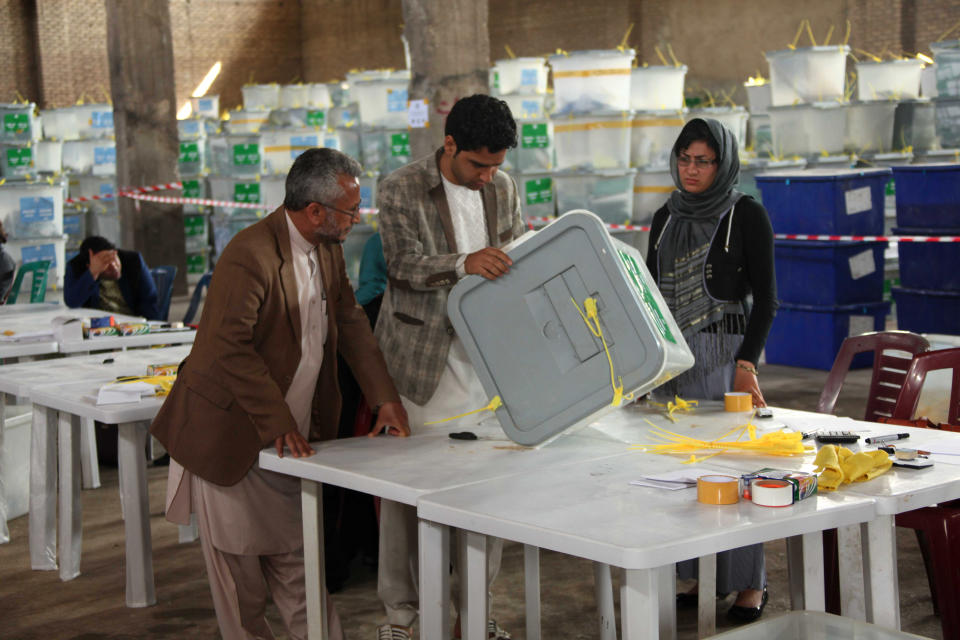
[96,381,157,405]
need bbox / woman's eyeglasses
[677,155,717,169]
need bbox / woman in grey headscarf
[646,118,778,622]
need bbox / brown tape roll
[724,392,753,412]
[697,474,740,505]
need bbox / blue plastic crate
[765,301,890,370]
[755,168,891,235]
[891,164,960,229]
[893,227,960,291]
[775,240,887,305]
[892,287,960,335]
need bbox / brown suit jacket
[150,207,400,486]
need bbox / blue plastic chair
[149,265,177,321]
[183,271,212,324]
[6,260,51,304]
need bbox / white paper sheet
[629,466,716,490]
[96,381,155,405]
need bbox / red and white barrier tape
[775,233,960,243]
[65,181,184,204]
[127,193,265,209]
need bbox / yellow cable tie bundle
[654,46,669,67]
[424,395,502,425]
[112,374,177,397]
[571,296,633,407]
[630,422,811,461]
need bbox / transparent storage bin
[0,181,65,237]
[492,57,548,95]
[268,107,330,129]
[179,175,209,215]
[177,117,208,140]
[554,168,636,224]
[935,97,960,148]
[184,213,209,253]
[208,135,265,176]
[358,171,380,211]
[261,128,322,175]
[769,102,847,158]
[63,210,85,248]
[549,49,635,115]
[630,110,685,169]
[766,45,850,106]
[504,120,554,173]
[856,59,923,100]
[360,128,411,176]
[207,175,266,217]
[744,82,772,115]
[500,94,548,120]
[61,140,116,175]
[687,107,749,151]
[212,214,260,258]
[845,101,897,154]
[307,83,333,109]
[279,84,309,109]
[186,248,210,284]
[0,144,35,178]
[223,109,270,135]
[553,111,633,170]
[632,166,674,225]
[242,84,280,111]
[0,103,40,143]
[931,39,960,97]
[893,99,936,152]
[352,78,410,128]
[631,65,687,111]
[72,104,114,139]
[516,170,556,222]
[190,95,220,119]
[178,138,207,175]
[39,107,80,141]
[259,174,286,212]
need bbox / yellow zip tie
[618,23,634,50]
[823,24,835,46]
[504,44,516,59]
[654,46,669,66]
[424,395,503,425]
[789,19,807,49]
[936,18,960,42]
[843,20,851,45]
[571,296,633,407]
[805,19,817,47]
[666,43,681,67]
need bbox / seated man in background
[64,235,160,320]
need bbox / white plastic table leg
[178,513,199,543]
[593,562,617,640]
[837,523,866,620]
[29,404,57,570]
[301,479,328,640]
[0,393,8,544]
[79,417,100,489]
[418,518,449,640]
[698,553,717,638]
[117,421,155,607]
[802,531,825,611]
[620,567,658,640]
[657,563,676,640]
[863,515,900,629]
[785,535,804,610]
[58,411,82,581]
[459,531,487,640]
[523,544,541,640]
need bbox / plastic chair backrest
[183,271,212,324]
[893,347,960,425]
[6,260,51,305]
[149,265,177,321]
[816,330,931,421]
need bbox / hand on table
[275,428,315,458]
[464,247,512,280]
[734,360,766,407]
[368,401,410,437]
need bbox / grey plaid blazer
[374,149,525,405]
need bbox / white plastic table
[592,404,960,632]
[259,421,633,640]
[20,346,191,607]
[418,448,878,640]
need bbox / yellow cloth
[813,444,893,491]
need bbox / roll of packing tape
[724,392,753,412]
[750,479,794,507]
[697,475,740,505]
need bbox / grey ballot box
[447,210,694,446]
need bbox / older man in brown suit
[151,148,408,640]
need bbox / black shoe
[676,591,699,608]
[726,587,768,623]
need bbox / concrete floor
[0,295,947,639]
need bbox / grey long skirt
[654,332,767,594]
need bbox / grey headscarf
[653,118,748,399]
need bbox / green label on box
[521,123,549,149]
[524,177,552,205]
[6,146,32,168]
[306,110,326,127]
[232,143,260,166]
[885,177,895,196]
[186,252,207,274]
[184,215,205,236]
[182,179,201,199]
[390,132,410,157]
[234,182,260,203]
[179,141,200,164]
[4,113,30,136]
[493,71,500,91]
[618,250,676,344]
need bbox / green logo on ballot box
[232,143,260,166]
[521,123,549,149]
[524,177,552,205]
[6,146,32,168]
[182,179,201,199]
[187,253,208,274]
[390,133,410,157]
[179,141,200,164]
[306,110,326,127]
[618,250,676,344]
[4,113,30,136]
[234,183,260,204]
[184,215,205,237]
